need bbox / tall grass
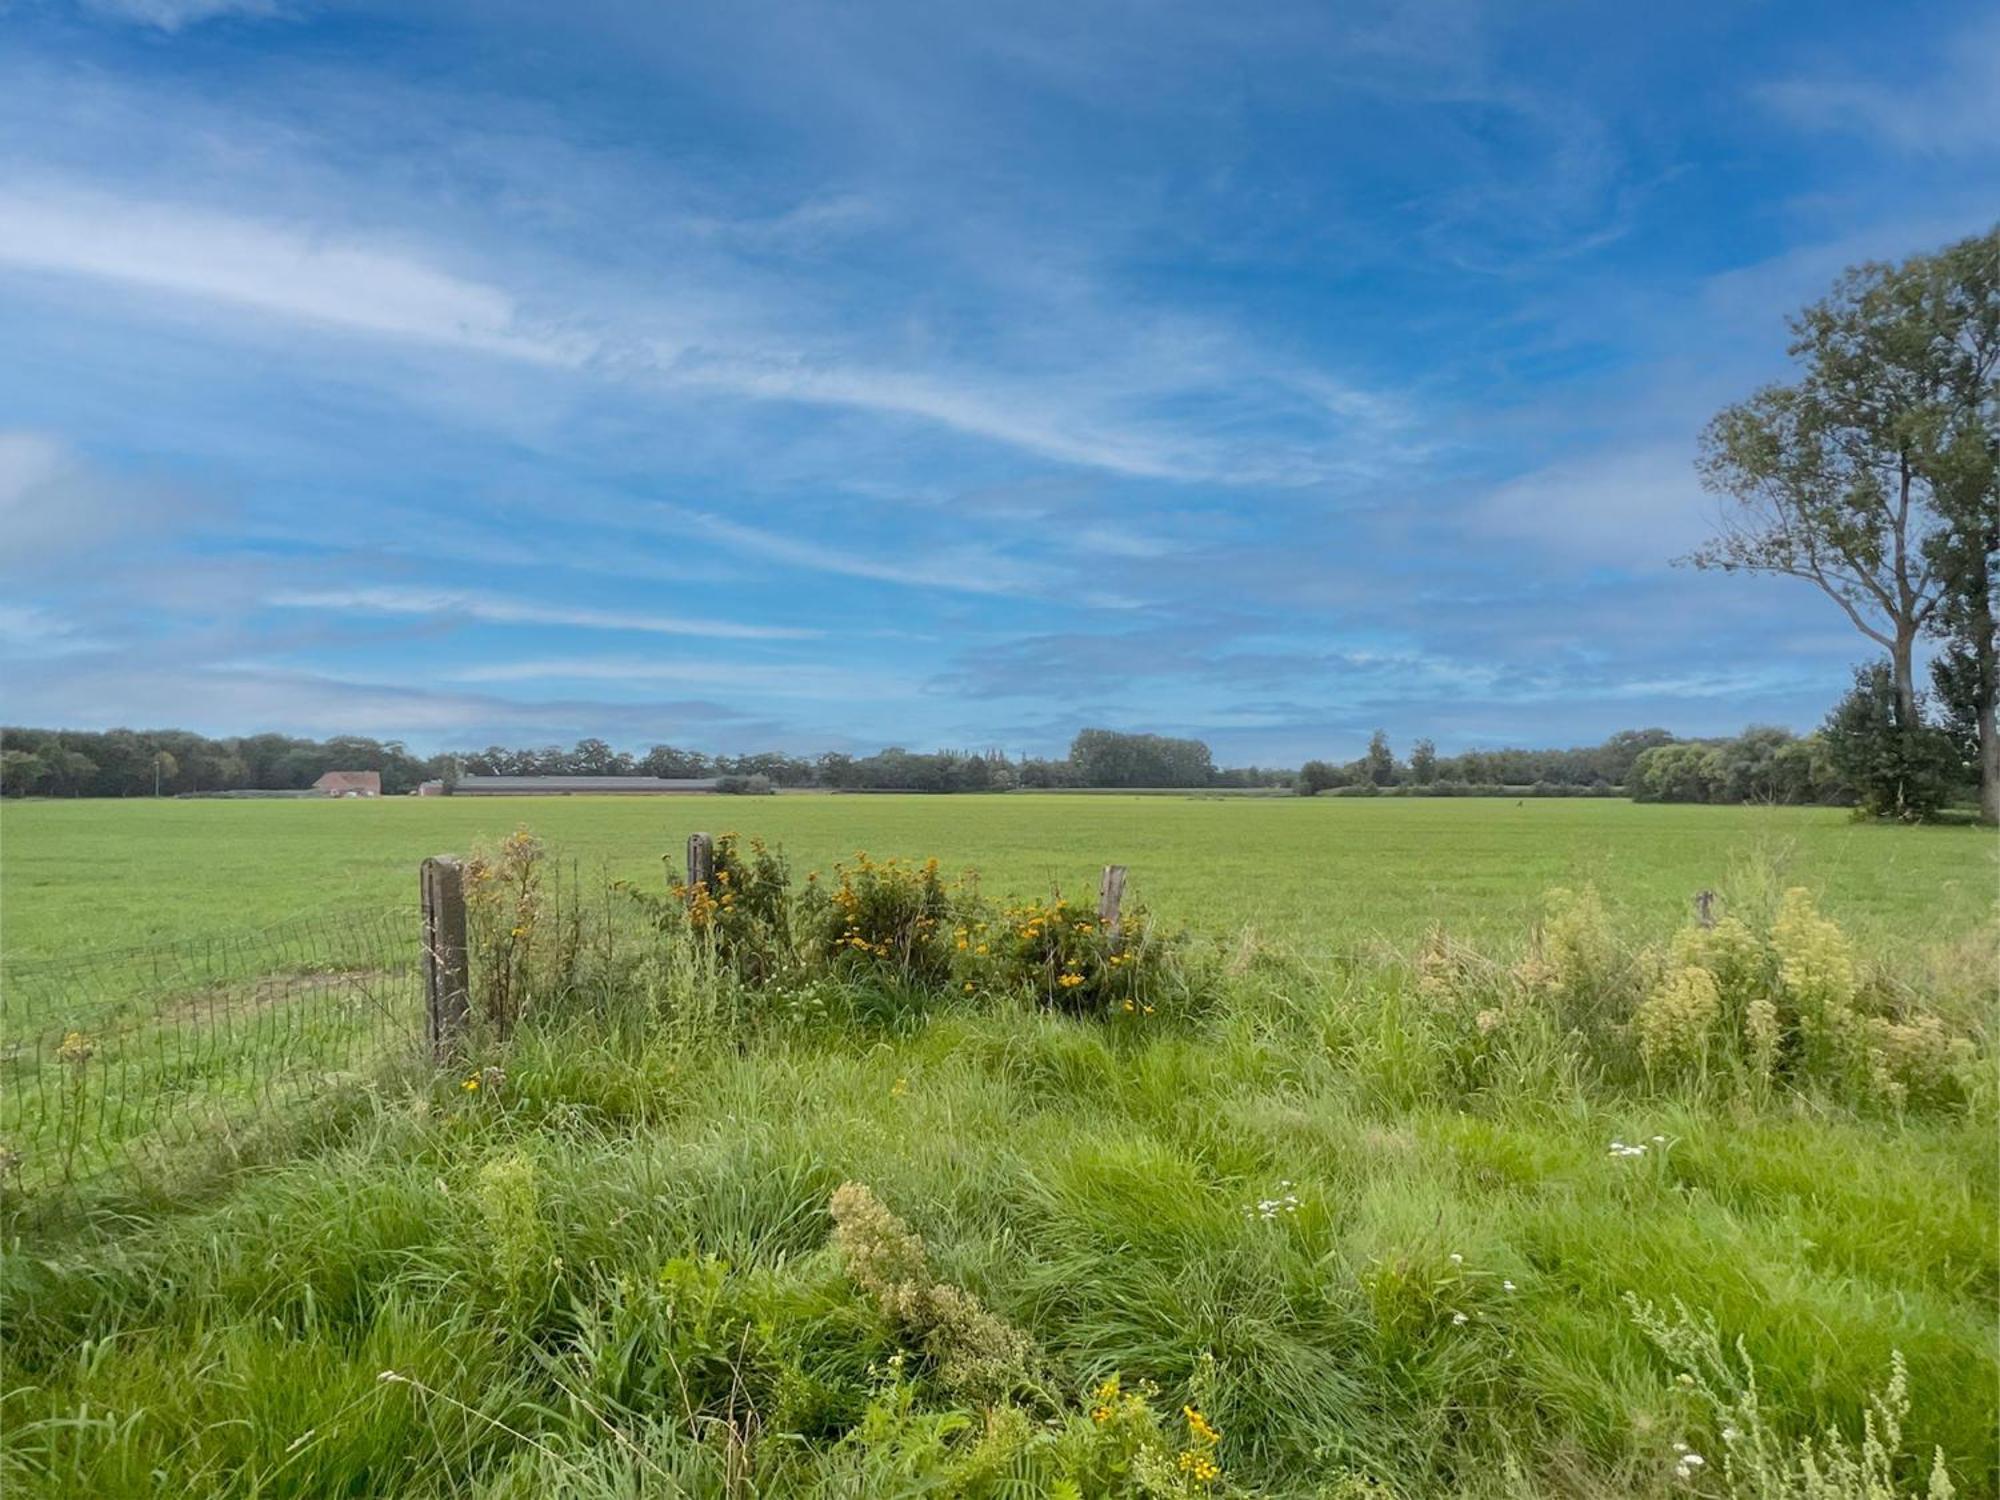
[2,847,1993,1498]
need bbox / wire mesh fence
[1,909,426,1199]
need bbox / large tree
[1912,234,2000,821]
[1069,728,1215,788]
[1691,229,2000,763]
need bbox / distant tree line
[0,729,438,798]
[1296,728,1677,797]
[2,717,1976,810]
[0,727,1284,798]
[1629,728,1841,805]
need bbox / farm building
[313,770,382,797]
[450,775,721,796]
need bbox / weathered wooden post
[421,856,470,1063]
[1097,864,1128,940]
[686,832,715,892]
[1693,889,1717,929]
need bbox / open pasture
[3,794,1993,963]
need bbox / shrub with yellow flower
[801,852,965,990]
[627,832,796,984]
[979,894,1175,1018]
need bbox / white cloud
[0,172,1419,485]
[0,184,584,364]
[266,585,820,640]
[663,353,1212,481]
[0,428,215,572]
[667,509,1062,597]
[1072,526,1174,559]
[0,430,66,506]
[1757,15,2000,155]
[80,0,279,29]
[0,602,98,652]
[450,656,918,700]
[1471,443,1711,566]
[0,659,779,742]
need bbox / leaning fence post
[1097,864,1128,940]
[422,856,470,1063]
[686,832,715,892]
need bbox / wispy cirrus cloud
[1756,13,2000,156]
[1470,443,1715,566]
[79,0,281,31]
[0,184,583,364]
[1,655,792,743]
[664,509,1064,598]
[0,170,1420,487]
[0,428,220,573]
[266,586,820,640]
[450,656,920,700]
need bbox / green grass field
[2,797,1995,1499]
[4,794,1994,962]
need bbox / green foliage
[1296,760,1342,796]
[1929,646,1984,775]
[1362,730,1396,787]
[1822,663,1960,822]
[1692,229,1998,748]
[632,830,799,984]
[1071,728,1218,789]
[1631,729,1844,806]
[464,828,582,1035]
[476,1148,553,1317]
[1408,738,1437,785]
[976,895,1185,1019]
[806,851,964,989]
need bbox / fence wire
[1,909,425,1199]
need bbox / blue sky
[2,0,1996,762]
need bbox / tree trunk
[1890,628,1921,731]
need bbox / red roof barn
[313,770,382,797]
